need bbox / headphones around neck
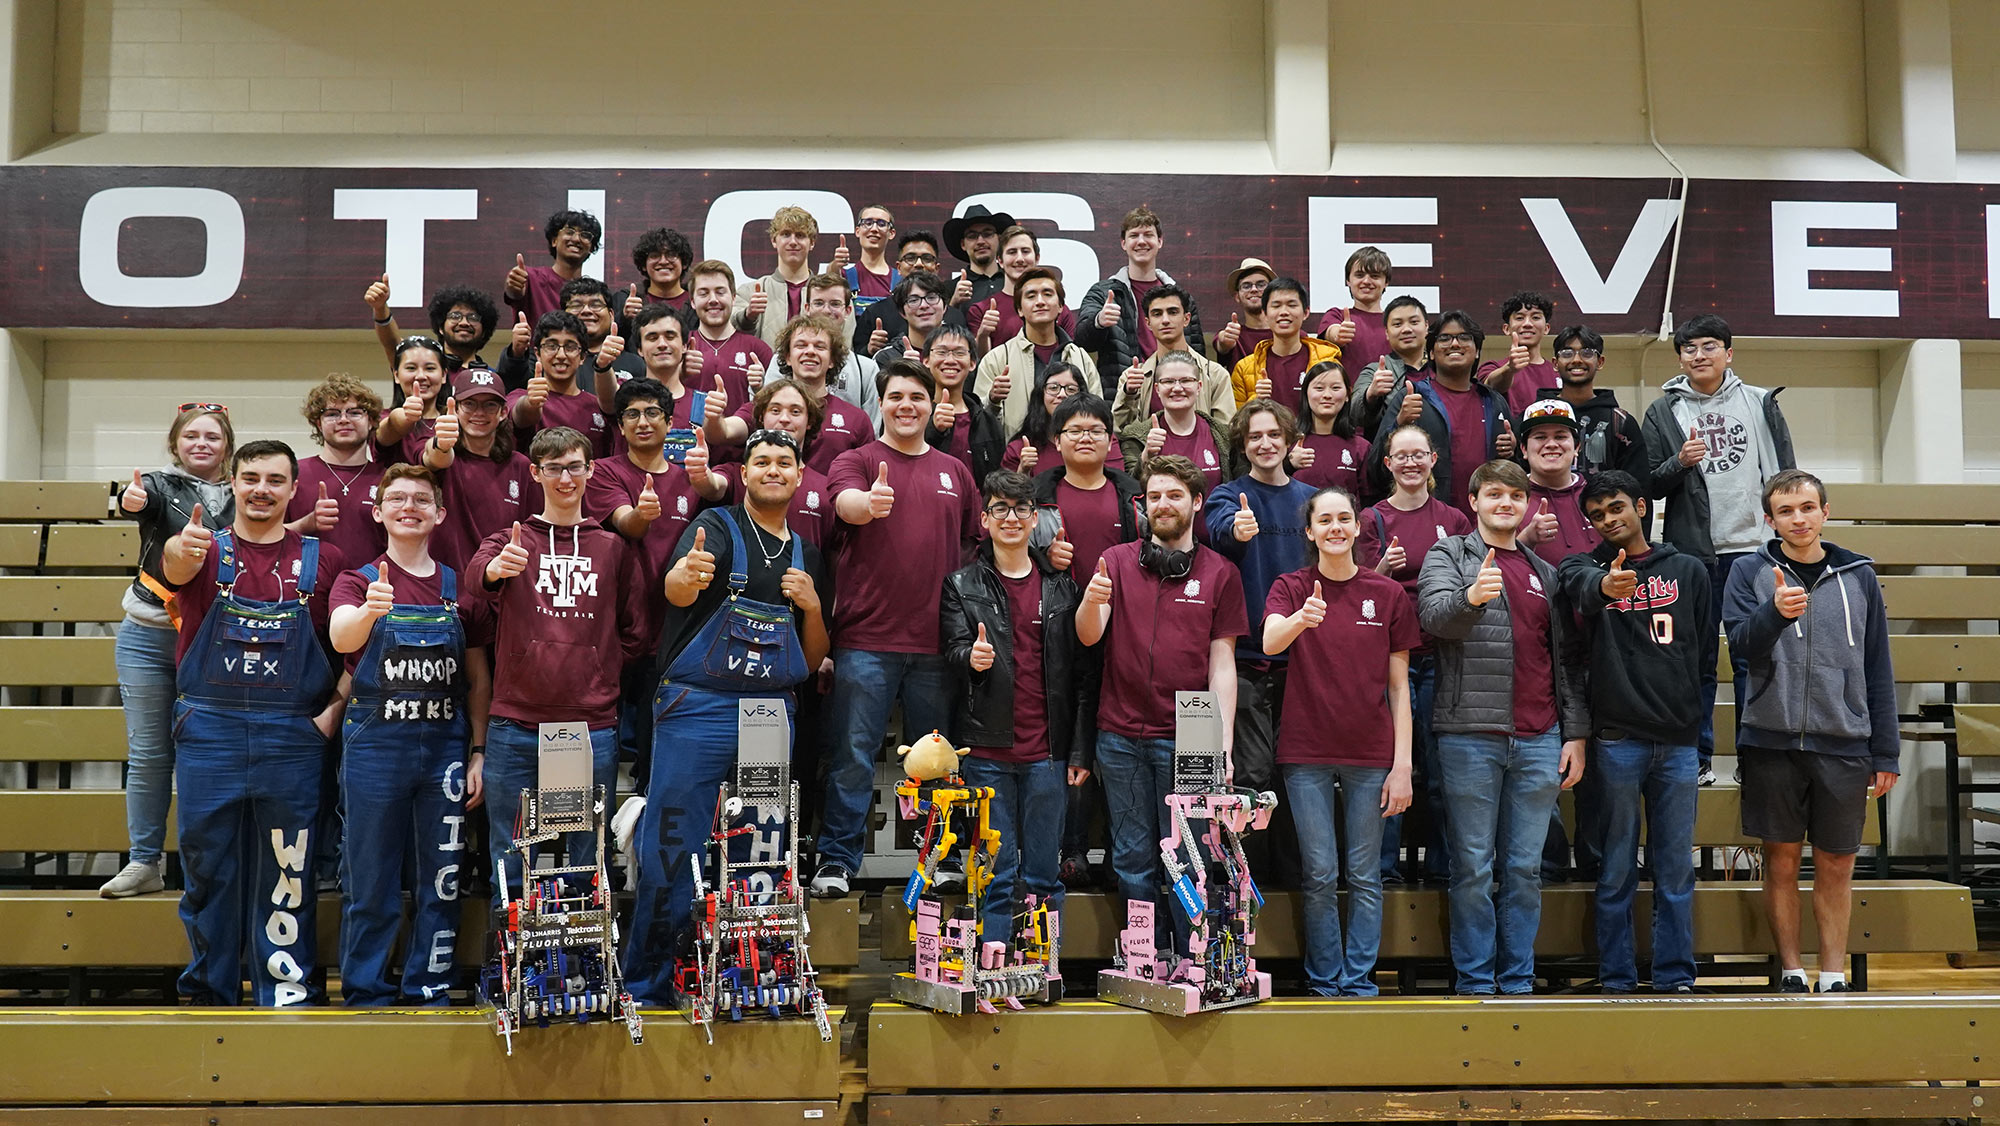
[1139,537,1193,581]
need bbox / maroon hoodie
[467,514,647,729]
[1523,473,1600,567]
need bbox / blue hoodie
[1721,539,1899,773]
[1203,474,1314,661]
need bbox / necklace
[747,516,789,566]
[323,458,371,497]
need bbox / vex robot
[482,724,643,1055]
[672,702,831,1042]
[1098,693,1276,1016]
[890,732,1062,1015]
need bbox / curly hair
[301,373,383,445]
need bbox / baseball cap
[451,365,507,401]
[1519,398,1580,436]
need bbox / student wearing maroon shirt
[466,427,647,897]
[287,374,387,568]
[688,260,777,400]
[1263,486,1418,994]
[851,234,964,358]
[845,204,900,316]
[1112,285,1235,436]
[497,277,640,397]
[1517,398,1601,567]
[616,226,695,335]
[369,282,501,376]
[628,303,711,449]
[940,469,1095,945]
[1365,311,1515,518]
[504,209,599,327]
[1478,291,1561,417]
[706,313,872,476]
[812,362,982,897]
[1418,459,1589,995]
[1003,362,1084,477]
[1033,395,1142,584]
[1356,424,1472,882]
[423,367,535,573]
[327,463,490,1006]
[374,335,452,455]
[1319,246,1394,388]
[1290,361,1371,497]
[507,311,612,456]
[736,206,825,346]
[1076,206,1205,398]
[968,226,1079,355]
[1076,455,1246,949]
[1351,295,1432,437]
[805,274,882,428]
[975,267,1099,437]
[1124,350,1234,493]
[921,323,1004,484]
[870,271,951,369]
[715,380,838,547]
[1230,277,1341,409]
[1213,257,1275,370]
[160,440,348,1006]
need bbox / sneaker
[99,860,165,898]
[932,858,966,893]
[809,864,851,899]
[1778,974,1810,994]
[1654,983,1699,995]
[1816,979,1856,993]
[1697,766,1718,787]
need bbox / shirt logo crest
[1435,523,1446,539]
[676,495,689,515]
[508,481,520,500]
[1184,578,1201,597]
[831,413,845,428]
[1341,449,1353,465]
[939,471,953,489]
[1362,598,1376,619]
[1202,449,1216,465]
[806,490,821,509]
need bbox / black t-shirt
[652,505,831,674]
[1785,552,1830,592]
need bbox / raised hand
[178,501,215,560]
[1289,442,1316,471]
[1602,548,1638,600]
[1467,547,1504,606]
[487,521,530,582]
[432,398,460,451]
[635,472,661,522]
[1017,443,1039,475]
[1253,375,1273,401]
[1214,313,1242,353]
[121,469,149,514]
[1369,356,1396,401]
[1679,424,1706,468]
[679,527,715,590]
[1096,290,1122,328]
[1084,557,1113,606]
[1397,385,1424,424]
[1232,492,1260,542]
[1124,364,1146,394]
[932,399,957,431]
[747,288,769,319]
[1525,497,1558,543]
[596,331,625,371]
[969,622,996,671]
[1300,579,1327,628]
[989,363,1012,406]
[869,461,896,520]
[1773,565,1809,619]
[1376,535,1406,575]
[506,254,528,298]
[780,566,820,613]
[683,346,705,382]
[1332,313,1357,345]
[623,274,646,319]
[525,363,550,408]
[364,273,390,319]
[831,234,850,274]
[1144,422,1167,458]
[510,311,531,355]
[1048,516,1074,571]
[952,272,974,306]
[868,317,889,355]
[362,570,396,617]
[1493,418,1516,459]
[977,304,999,340]
[685,428,711,490]
[312,481,340,530]
[1506,333,1533,372]
[399,388,429,428]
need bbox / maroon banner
[2,166,1997,339]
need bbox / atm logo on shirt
[534,554,597,608]
[1609,575,1681,613]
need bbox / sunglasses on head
[179,402,228,414]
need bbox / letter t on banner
[333,189,479,306]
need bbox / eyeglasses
[898,253,940,266]
[620,407,666,422]
[455,397,504,414]
[1061,426,1109,440]
[319,407,372,422]
[443,310,483,324]
[857,217,893,230]
[1156,377,1200,388]
[378,493,437,510]
[538,341,584,355]
[179,401,228,414]
[1434,332,1475,345]
[537,462,589,479]
[1678,340,1727,357]
[1045,383,1079,399]
[906,293,944,307]
[1388,451,1434,464]
[567,299,609,313]
[1556,348,1600,360]
[985,503,1036,520]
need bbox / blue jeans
[173,703,327,1006]
[481,718,618,899]
[1380,656,1440,880]
[115,620,179,866]
[1437,725,1563,995]
[960,755,1065,945]
[1595,736,1698,991]
[338,707,467,1006]
[814,649,951,874]
[1285,763,1390,996]
[1698,551,1752,768]
[1093,731,1189,953]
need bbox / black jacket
[1029,466,1145,552]
[1075,274,1207,401]
[1557,540,1714,745]
[1570,387,1652,495]
[925,394,1006,487]
[122,468,233,615]
[939,544,1099,768]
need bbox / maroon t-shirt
[1224,325,1273,371]
[1327,308,1389,388]
[1154,416,1225,491]
[934,411,974,475]
[718,462,837,548]
[1002,436,1123,476]
[583,455,707,656]
[1524,475,1599,567]
[980,569,1049,764]
[286,455,386,569]
[1493,546,1557,737]
[1294,432,1371,494]
[1263,343,1313,405]
[733,391,869,475]
[1478,357,1561,417]
[329,557,492,673]
[689,330,773,400]
[785,279,807,319]
[1054,476,1125,584]
[1096,540,1248,739]
[826,440,980,653]
[1127,277,1160,356]
[1265,566,1420,766]
[430,450,539,574]
[174,531,345,663]
[505,265,568,326]
[507,386,609,457]
[1432,381,1491,517]
[1355,496,1472,657]
[855,267,894,302]
[972,293,1078,346]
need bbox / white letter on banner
[78,187,245,308]
[1308,197,1439,310]
[333,188,479,305]
[703,192,856,283]
[1770,200,1899,318]
[1522,198,1679,315]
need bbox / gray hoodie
[1641,369,1794,562]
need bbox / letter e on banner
[1770,200,1899,318]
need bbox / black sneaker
[932,858,967,893]
[809,864,851,899]
[1654,983,1699,995]
[1779,975,1810,993]
[1697,766,1718,787]
[1816,979,1856,993]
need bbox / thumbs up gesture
[1215,312,1242,352]
[1253,375,1273,401]
[1017,442,1039,475]
[969,622,996,671]
[868,316,889,355]
[595,330,625,371]
[831,234,851,274]
[988,363,1012,406]
[1144,423,1168,458]
[1376,535,1406,575]
[487,521,530,583]
[1301,580,1328,628]
[506,253,528,298]
[510,310,531,355]
[623,276,646,319]
[177,501,215,559]
[1048,515,1074,571]
[121,468,149,514]
[952,271,974,306]
[747,287,768,318]
[1679,423,1706,468]
[679,526,715,590]
[977,303,1000,340]
[1602,548,1638,600]
[635,472,661,522]
[1493,417,1516,458]
[1096,290,1122,328]
[1288,441,1316,471]
[1397,385,1424,424]
[362,570,396,617]
[1773,565,1809,619]
[1332,313,1357,345]
[1468,547,1505,606]
[399,388,429,429]
[1232,492,1260,542]
[1368,356,1397,401]
[683,345,705,382]
[525,363,550,408]
[702,382,727,429]
[1084,557,1113,606]
[1525,497,1558,544]
[312,481,341,531]
[364,273,391,319]
[432,398,460,452]
[1124,364,1146,394]
[932,398,957,432]
[869,461,896,520]
[685,428,712,490]
[1506,333,1533,373]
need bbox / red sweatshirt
[466,514,647,729]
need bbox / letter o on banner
[78,187,246,308]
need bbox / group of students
[98,201,1899,1006]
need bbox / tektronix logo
[534,554,597,608]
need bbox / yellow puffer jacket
[1229,336,1343,407]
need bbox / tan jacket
[1111,351,1236,434]
[972,331,1099,437]
[733,274,853,347]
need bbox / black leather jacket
[938,543,1100,768]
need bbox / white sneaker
[810,864,851,899]
[1697,767,1718,787]
[99,860,165,898]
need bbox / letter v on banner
[1521,198,1679,315]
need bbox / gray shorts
[1738,746,1871,854]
